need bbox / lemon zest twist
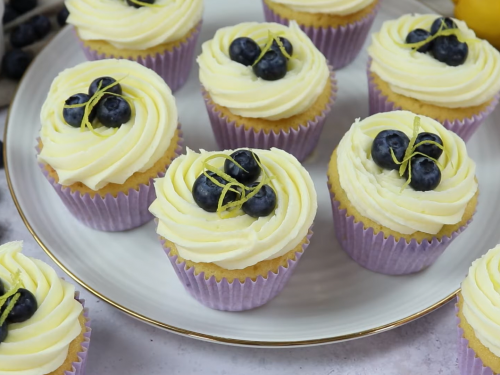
[127,0,164,8]
[0,271,24,326]
[252,31,291,67]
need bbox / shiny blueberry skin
[10,0,37,14]
[96,96,131,128]
[406,28,433,53]
[3,4,19,24]
[224,150,261,184]
[126,0,155,8]
[0,279,5,296]
[242,183,277,218]
[430,17,457,36]
[271,37,293,57]
[415,132,443,160]
[0,321,7,344]
[63,93,96,128]
[10,23,37,48]
[432,35,468,66]
[5,288,38,324]
[253,50,287,81]
[1,49,32,80]
[408,156,441,191]
[57,5,69,26]
[30,15,52,40]
[192,171,239,213]
[229,37,261,66]
[89,76,122,97]
[371,130,410,170]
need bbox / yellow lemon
[454,0,500,49]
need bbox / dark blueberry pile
[63,76,131,129]
[192,150,277,217]
[229,35,294,81]
[371,130,444,191]
[405,17,468,67]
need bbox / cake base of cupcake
[67,293,91,375]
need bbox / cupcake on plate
[328,110,478,275]
[368,14,500,142]
[458,245,500,375]
[149,147,317,311]
[198,21,336,162]
[262,0,380,69]
[0,241,91,375]
[37,59,182,232]
[66,0,203,92]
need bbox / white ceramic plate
[5,0,499,347]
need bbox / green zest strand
[127,0,164,8]
[0,293,19,326]
[0,271,24,326]
[252,31,291,66]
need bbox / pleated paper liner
[70,292,92,375]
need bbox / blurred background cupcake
[66,0,203,92]
[150,147,317,311]
[198,21,336,162]
[37,59,182,231]
[328,110,478,275]
[262,0,380,69]
[367,14,500,142]
[458,244,500,375]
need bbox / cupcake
[37,59,182,232]
[0,241,91,374]
[458,245,500,375]
[66,0,203,92]
[263,0,380,69]
[149,147,317,311]
[368,14,500,142]
[328,110,478,275]
[198,21,336,162]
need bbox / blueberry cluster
[63,77,132,129]
[371,130,444,192]
[0,278,38,344]
[229,35,294,81]
[126,0,155,8]
[405,17,468,66]
[192,150,277,218]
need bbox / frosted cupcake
[368,14,500,142]
[150,147,317,311]
[458,245,500,375]
[0,241,91,374]
[198,21,336,162]
[328,111,478,275]
[66,0,203,92]
[263,0,380,69]
[38,59,182,232]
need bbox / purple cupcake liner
[329,186,471,275]
[367,67,500,143]
[36,129,183,232]
[69,292,92,375]
[456,301,497,375]
[79,22,202,92]
[203,70,337,162]
[161,232,312,311]
[263,1,380,70]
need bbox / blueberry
[96,96,131,128]
[88,76,122,97]
[30,15,52,40]
[192,171,239,213]
[63,93,96,128]
[10,23,37,48]
[432,35,468,66]
[126,0,155,8]
[3,4,19,24]
[408,156,441,191]
[57,5,69,27]
[371,130,410,170]
[253,50,287,81]
[0,279,4,296]
[0,321,7,344]
[271,37,293,57]
[224,150,261,184]
[4,288,38,324]
[406,29,433,53]
[415,132,443,160]
[242,183,277,218]
[10,0,37,14]
[1,49,33,80]
[430,17,457,36]
[229,37,261,67]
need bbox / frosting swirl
[461,245,500,357]
[38,59,177,191]
[149,148,317,270]
[197,21,329,121]
[368,14,500,108]
[0,241,83,375]
[336,110,477,235]
[266,0,375,16]
[66,0,203,50]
